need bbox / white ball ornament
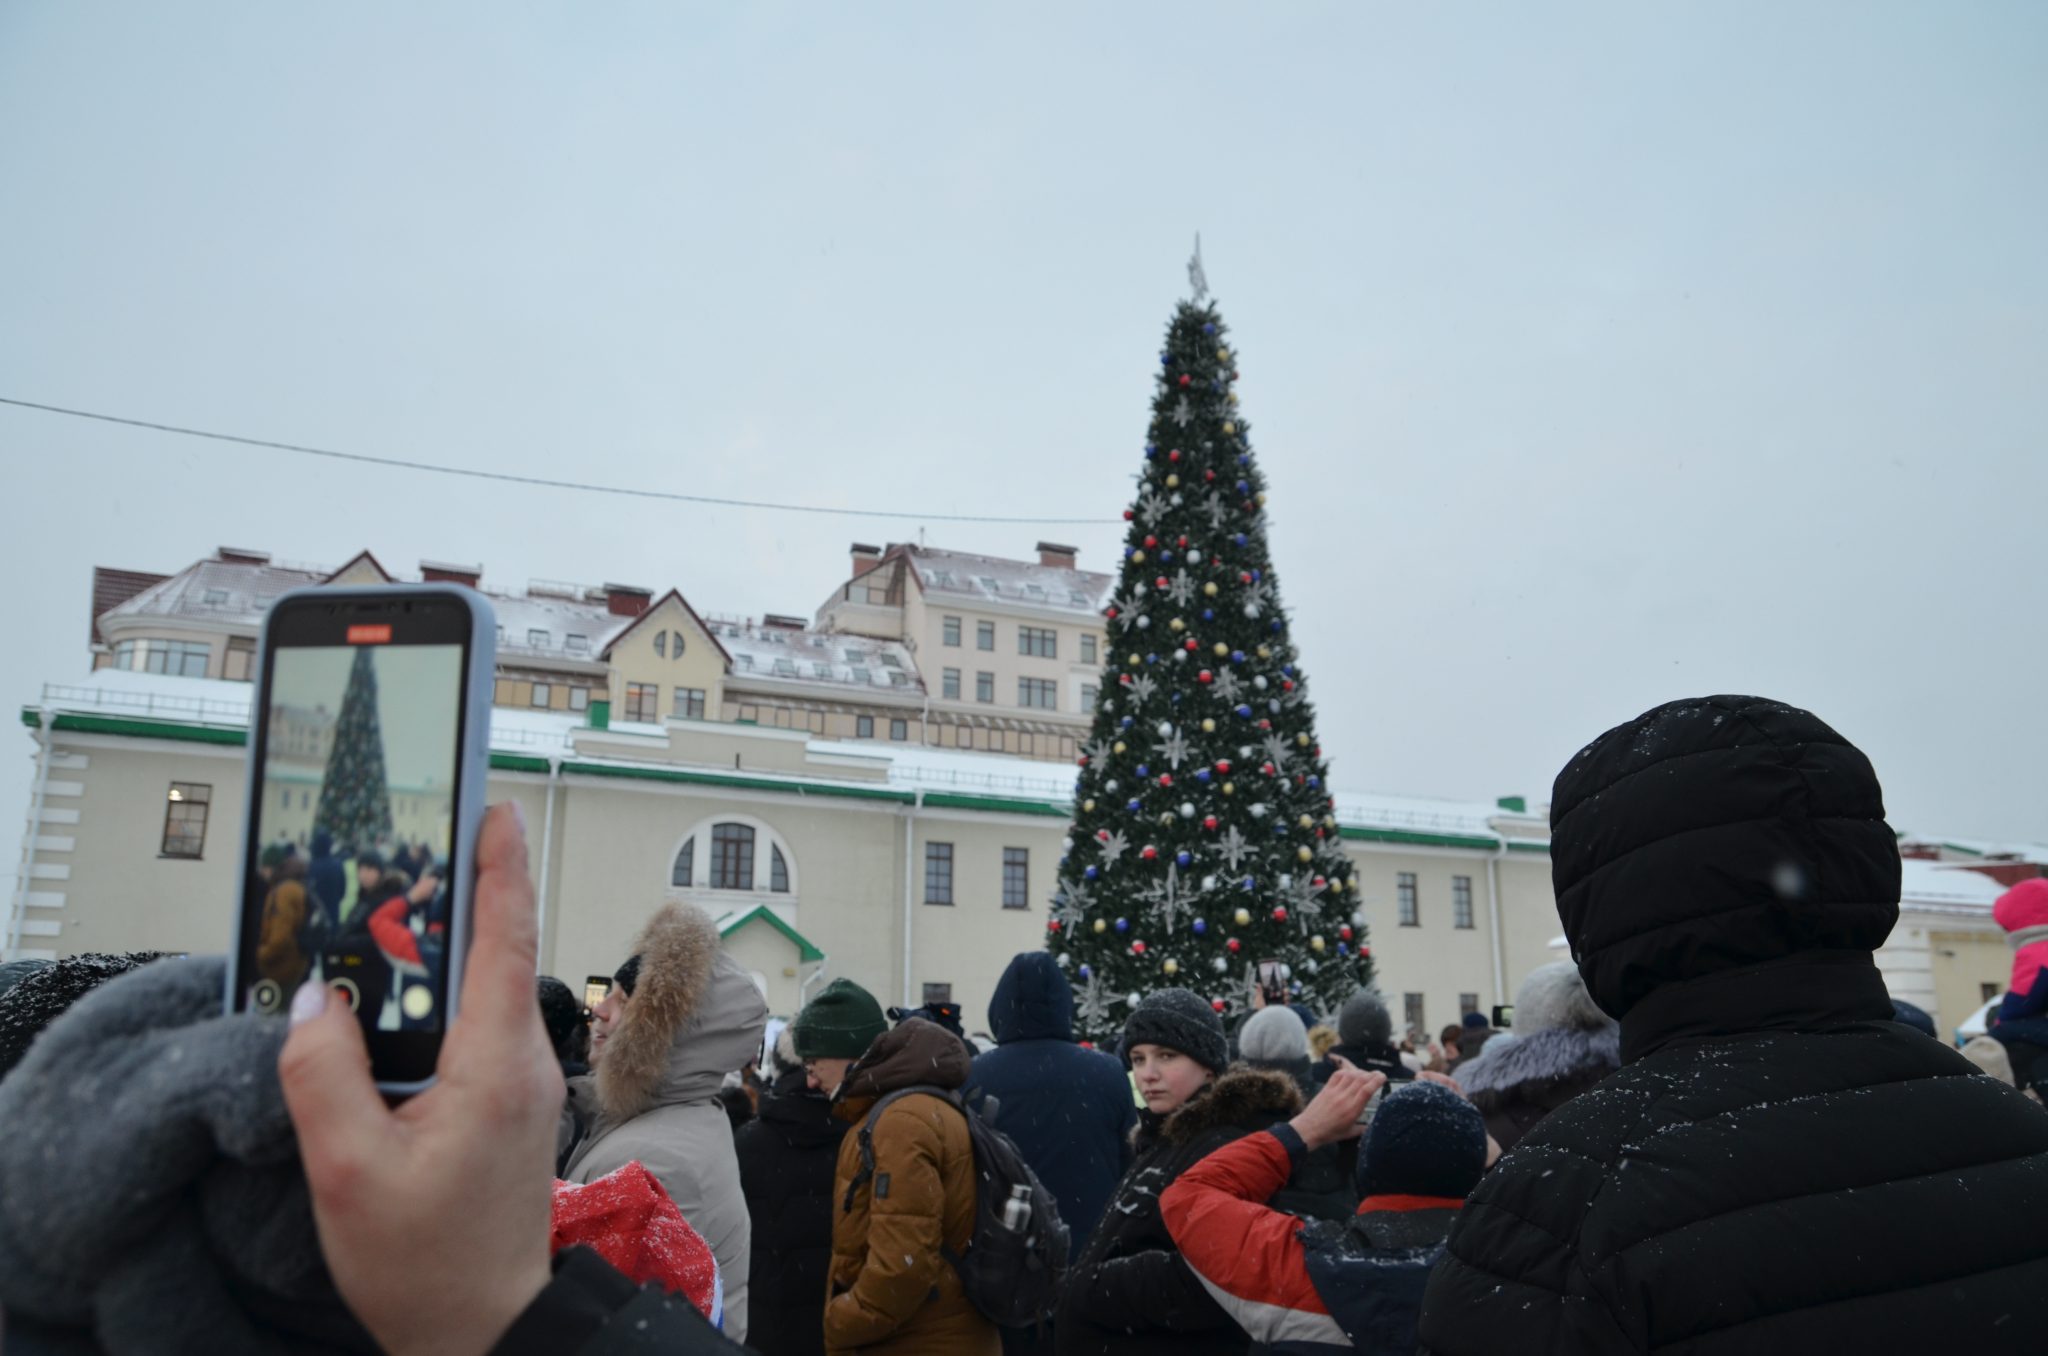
[1157,721,1174,736]
[1128,992,1143,1007]
[1253,675,1268,691]
[1057,952,1072,966]
[1179,802,1196,817]
[1174,649,1190,663]
[1188,549,1203,563]
[1250,803,1269,819]
[1106,779,1120,792]
[1202,875,1218,890]
[1134,583,1149,596]
[1137,616,1151,629]
[1212,956,1230,974]
[1244,605,1260,619]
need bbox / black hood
[1551,696,1900,1054]
[989,951,1074,1044]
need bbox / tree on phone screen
[1049,286,1374,1042]
[313,648,394,853]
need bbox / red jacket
[1160,1124,1462,1353]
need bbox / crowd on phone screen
[4,694,2048,1355]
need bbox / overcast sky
[3,3,2044,865]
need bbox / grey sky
[2,3,2044,858]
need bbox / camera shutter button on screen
[332,977,362,1013]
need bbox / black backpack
[841,1084,1069,1331]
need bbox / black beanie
[1358,1081,1488,1200]
[535,976,586,1062]
[613,954,642,999]
[1338,991,1392,1049]
[1121,988,1229,1075]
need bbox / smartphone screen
[584,975,613,1014]
[233,591,480,1086]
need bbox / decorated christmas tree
[1050,263,1372,1041]
[313,647,394,853]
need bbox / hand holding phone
[1290,1056,1387,1149]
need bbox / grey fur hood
[1455,1023,1620,1099]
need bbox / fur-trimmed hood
[1455,1023,1619,1100]
[595,903,769,1121]
[1156,1065,1303,1148]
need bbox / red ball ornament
[1157,773,1173,788]
[1204,469,1217,482]
[1339,925,1354,941]
[1203,815,1219,831]
[1123,509,1134,521]
[1261,761,1276,776]
[1155,576,1169,589]
[1140,844,1159,861]
[1359,944,1372,959]
[1177,535,1189,548]
[1198,669,1213,684]
[1144,535,1158,548]
[1076,755,1089,767]
[1183,638,1198,652]
[1212,998,1227,1013]
[1226,938,1242,953]
[1240,572,1253,584]
[1282,679,1296,692]
[1096,829,1111,842]
[1215,759,1233,775]
[1258,719,1272,732]
[1272,906,1289,922]
[1313,876,1327,888]
[1047,919,1062,933]
[1104,606,1120,620]
[1178,374,1191,387]
[1132,939,1148,954]
[1168,449,1182,462]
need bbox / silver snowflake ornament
[1167,569,1197,608]
[1144,862,1198,935]
[1260,733,1293,772]
[1211,668,1244,703]
[1213,824,1252,872]
[1154,727,1192,770]
[1204,491,1229,531]
[1075,969,1125,1027]
[1099,829,1130,869]
[1171,395,1194,428]
[1051,876,1094,931]
[1126,674,1159,705]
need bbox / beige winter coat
[561,903,769,1341]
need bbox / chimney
[1496,796,1528,814]
[762,614,806,630]
[850,543,883,579]
[1037,541,1078,569]
[604,583,653,617]
[420,560,483,588]
[216,547,272,566]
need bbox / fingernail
[290,981,328,1028]
[508,800,528,839]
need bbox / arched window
[672,838,694,888]
[654,631,667,659]
[711,823,756,890]
[771,845,789,894]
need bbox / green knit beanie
[791,978,887,1061]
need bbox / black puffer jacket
[1419,695,2048,1355]
[1055,1067,1301,1356]
[734,1067,847,1356]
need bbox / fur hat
[1512,961,1612,1036]
[1358,1080,1487,1200]
[1122,988,1229,1075]
[1239,1005,1309,1064]
[1337,990,1392,1049]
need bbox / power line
[0,395,1119,526]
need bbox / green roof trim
[921,791,1068,817]
[1506,839,1552,854]
[490,753,553,774]
[560,759,912,803]
[29,710,249,746]
[1339,825,1508,852]
[718,904,825,963]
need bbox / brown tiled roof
[90,568,170,643]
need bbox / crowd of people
[4,694,2048,1355]
[252,833,449,1029]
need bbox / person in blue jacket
[970,954,1135,1275]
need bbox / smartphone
[227,585,496,1094]
[1255,959,1288,1005]
[584,975,614,1014]
[1492,1004,1514,1031]
[1355,1081,1386,1126]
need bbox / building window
[1983,981,2004,1004]
[668,631,685,659]
[114,638,212,677]
[653,631,665,658]
[890,718,908,741]
[712,823,756,891]
[1397,872,1419,927]
[856,715,875,739]
[976,672,995,703]
[1453,875,1474,929]
[924,842,954,905]
[527,628,550,649]
[923,983,953,1005]
[943,616,962,647]
[566,634,589,655]
[1018,677,1058,709]
[529,683,552,708]
[1080,634,1097,664]
[161,782,211,859]
[624,683,659,722]
[1460,993,1482,1018]
[569,687,590,712]
[976,620,995,651]
[224,637,256,682]
[771,845,790,894]
[1002,847,1029,909]
[1080,683,1099,711]
[674,688,706,720]
[1404,992,1426,1037]
[672,838,694,888]
[989,730,1005,753]
[1018,626,1057,659]
[942,668,961,700]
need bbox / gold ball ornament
[1229,391,1240,406]
[1113,741,1127,754]
[1298,814,1314,829]
[1297,733,1310,747]
[1223,421,1237,434]
[1128,654,1142,667]
[1310,935,1326,953]
[1254,491,1267,505]
[1217,347,1230,362]
[1222,781,1236,795]
[1093,919,1107,934]
[1082,798,1096,812]
[1213,642,1230,657]
[1201,718,1216,733]
[1163,959,1179,976]
[1204,582,1219,598]
[1166,474,1180,489]
[1133,550,1147,563]
[1234,907,1252,926]
[1297,846,1314,863]
[1257,645,1272,659]
[1169,618,1185,632]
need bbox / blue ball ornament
[1307,775,1321,789]
[1242,875,1257,891]
[1084,865,1100,881]
[1114,917,1129,933]
[1201,608,1215,621]
[1251,569,1262,582]
[1282,665,1295,678]
[1270,620,1284,634]
[1160,353,1171,367]
[1176,850,1192,867]
[1203,322,1216,335]
[1235,704,1253,719]
[1237,480,1251,494]
[1124,546,1136,559]
[1231,650,1245,663]
[1234,533,1247,547]
[1127,798,1143,813]
[1192,918,1208,935]
[1195,768,1212,783]
[1335,943,1348,958]
[1136,764,1151,778]
[1159,550,1173,564]
[1238,453,1250,466]
[1080,963,1093,978]
[1146,653,1158,665]
[1121,715,1134,728]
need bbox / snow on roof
[489,590,632,659]
[1902,834,2048,866]
[103,558,326,627]
[1899,858,2007,911]
[714,618,922,694]
[903,546,1114,615]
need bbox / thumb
[280,983,391,1179]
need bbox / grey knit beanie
[1338,990,1393,1049]
[1121,988,1229,1075]
[1239,1005,1309,1065]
